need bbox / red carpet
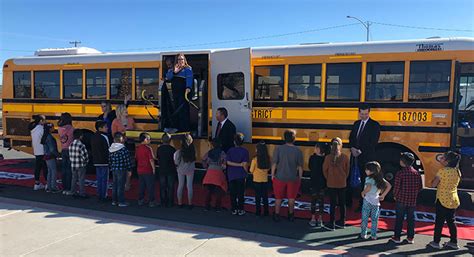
[1,159,473,240]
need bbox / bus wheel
[376,144,421,201]
[376,146,401,183]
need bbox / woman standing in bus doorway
[29,115,47,190]
[165,53,193,132]
[58,113,74,193]
[112,104,136,191]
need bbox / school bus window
[63,70,83,99]
[136,69,159,100]
[217,72,244,100]
[409,60,451,102]
[110,69,132,99]
[34,71,60,99]
[288,64,321,101]
[254,66,284,101]
[326,63,361,101]
[13,71,31,98]
[366,62,404,101]
[86,69,106,99]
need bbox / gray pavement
[0,198,367,257]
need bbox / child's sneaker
[51,188,62,194]
[33,183,45,191]
[389,236,402,244]
[358,234,369,240]
[335,220,345,229]
[405,238,415,244]
[309,220,318,227]
[231,210,238,215]
[323,223,335,231]
[427,241,441,249]
[64,191,75,196]
[111,201,118,206]
[238,210,246,216]
[272,213,280,222]
[370,236,377,240]
[443,242,459,250]
[118,202,129,207]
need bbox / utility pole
[69,41,81,47]
[346,16,371,41]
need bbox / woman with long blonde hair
[322,137,350,231]
[165,53,193,132]
[111,104,135,136]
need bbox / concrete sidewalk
[0,197,375,257]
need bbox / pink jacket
[58,125,74,150]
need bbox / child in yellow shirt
[250,142,271,216]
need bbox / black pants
[171,79,190,132]
[34,155,48,182]
[159,174,175,206]
[205,184,224,209]
[434,200,458,244]
[254,182,269,215]
[328,187,346,223]
[311,189,325,216]
[394,202,416,239]
[229,178,245,211]
[139,174,155,202]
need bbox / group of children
[307,140,461,249]
[28,115,462,250]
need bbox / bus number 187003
[397,111,428,122]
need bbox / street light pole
[347,16,370,41]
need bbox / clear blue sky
[1,0,473,76]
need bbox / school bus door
[210,48,252,142]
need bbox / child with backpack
[42,123,61,193]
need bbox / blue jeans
[96,166,109,200]
[394,202,416,239]
[361,199,380,238]
[61,151,72,191]
[139,174,155,202]
[46,159,58,190]
[112,170,126,204]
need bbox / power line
[370,21,474,32]
[103,23,360,52]
[0,21,472,54]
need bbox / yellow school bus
[2,37,473,188]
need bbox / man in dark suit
[348,104,381,211]
[214,107,236,153]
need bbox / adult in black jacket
[91,121,111,201]
[348,104,380,211]
[214,107,236,153]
